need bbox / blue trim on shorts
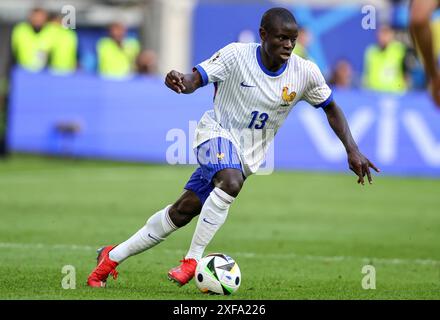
[184,137,243,204]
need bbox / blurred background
[1,0,440,176]
[0,0,439,176]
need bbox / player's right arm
[165,43,238,94]
[409,0,440,107]
[165,70,202,94]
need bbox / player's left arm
[323,100,380,185]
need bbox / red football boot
[87,245,119,288]
[167,258,198,286]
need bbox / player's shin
[185,187,235,261]
[109,205,178,262]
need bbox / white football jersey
[193,42,332,176]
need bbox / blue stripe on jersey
[256,45,288,77]
[194,65,209,87]
[314,92,334,109]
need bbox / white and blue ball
[195,253,241,295]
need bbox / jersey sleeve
[193,43,238,87]
[302,61,333,108]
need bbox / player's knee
[218,179,243,198]
[213,169,244,198]
[169,198,201,227]
[168,205,190,227]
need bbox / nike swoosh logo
[203,218,217,226]
[240,81,256,88]
[148,233,161,242]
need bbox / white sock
[109,205,177,263]
[185,187,235,261]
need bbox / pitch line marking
[0,242,439,266]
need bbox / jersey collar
[256,45,288,77]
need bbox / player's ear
[259,27,267,42]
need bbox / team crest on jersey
[281,86,296,106]
[216,152,225,160]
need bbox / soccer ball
[195,253,241,295]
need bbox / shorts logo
[216,152,225,160]
[281,86,296,106]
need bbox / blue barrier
[8,68,440,177]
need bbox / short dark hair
[260,7,297,32]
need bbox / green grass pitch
[0,155,439,299]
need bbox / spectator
[45,13,78,74]
[404,47,427,90]
[292,28,310,59]
[329,59,355,89]
[136,49,158,75]
[362,25,408,93]
[97,22,140,78]
[11,8,52,72]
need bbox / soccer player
[87,7,379,288]
[409,0,440,108]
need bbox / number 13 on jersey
[248,111,269,129]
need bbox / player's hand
[347,150,380,185]
[165,70,186,94]
[429,72,440,109]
